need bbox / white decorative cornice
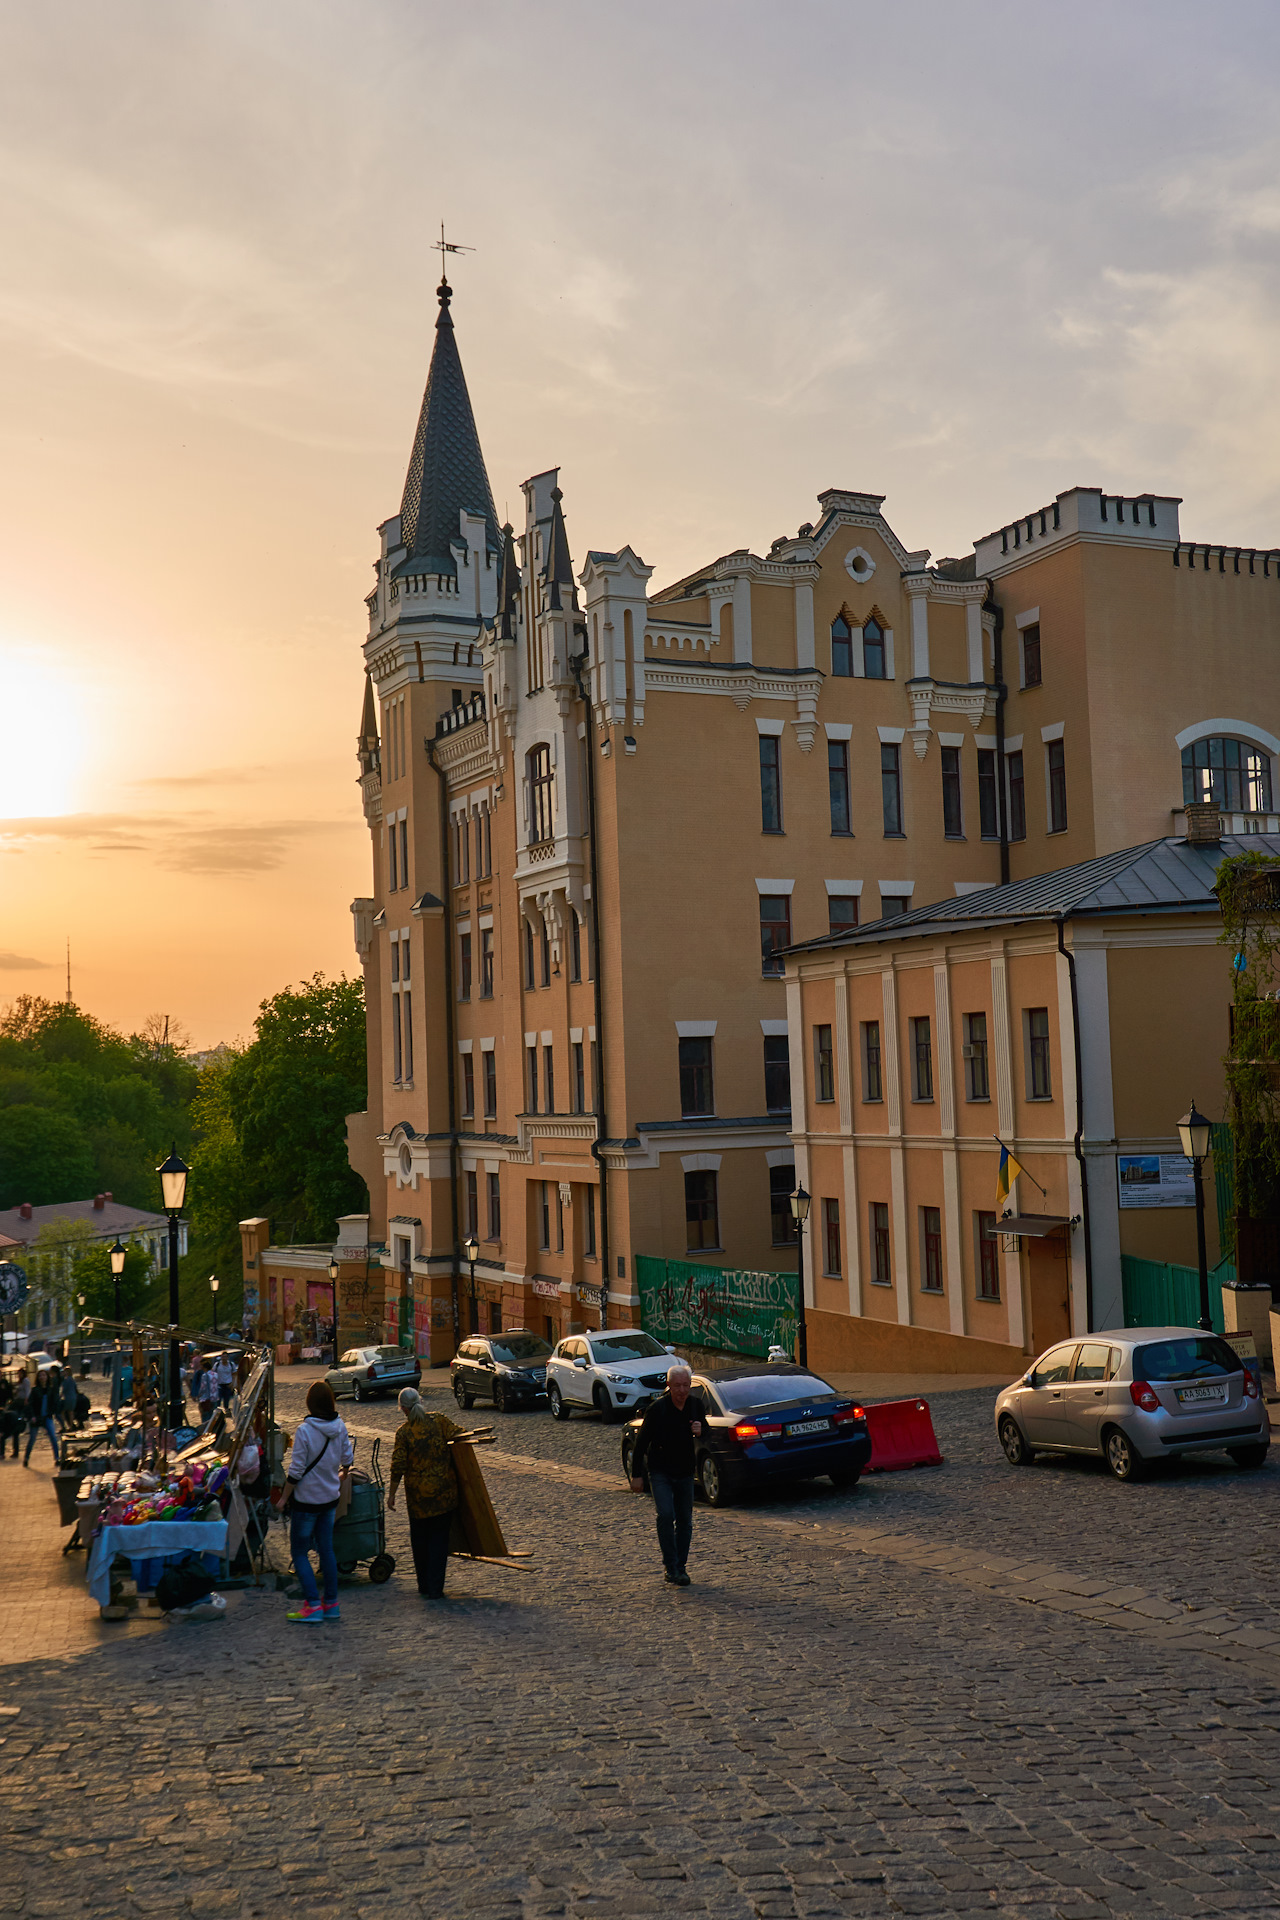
[905,678,999,759]
[506,1111,599,1166]
[641,660,822,748]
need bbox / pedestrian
[387,1388,466,1599]
[214,1351,236,1410]
[58,1367,79,1432]
[282,1380,353,1626]
[628,1362,707,1587]
[194,1358,218,1428]
[22,1370,61,1468]
[0,1374,22,1459]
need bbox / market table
[86,1519,229,1607]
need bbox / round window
[844,546,876,584]
[399,1145,413,1178]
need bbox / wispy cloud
[0,812,359,875]
[133,766,274,790]
[0,951,53,971]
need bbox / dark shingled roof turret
[397,279,500,578]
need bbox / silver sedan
[324,1344,421,1403]
[994,1327,1270,1482]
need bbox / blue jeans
[649,1471,694,1575]
[290,1500,338,1605]
[24,1416,59,1466]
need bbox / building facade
[0,1193,189,1349]
[345,278,1280,1364]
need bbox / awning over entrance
[993,1214,1073,1237]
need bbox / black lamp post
[156,1145,190,1431]
[464,1233,479,1335]
[109,1238,126,1322]
[327,1255,340,1367]
[790,1184,811,1368]
[77,1293,86,1379]
[1177,1101,1214,1332]
[209,1274,219,1337]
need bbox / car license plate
[788,1418,830,1436]
[1176,1384,1227,1405]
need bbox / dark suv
[451,1331,553,1413]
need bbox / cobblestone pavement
[2,1372,1278,1919]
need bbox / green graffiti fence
[635,1255,801,1359]
[1120,1254,1230,1335]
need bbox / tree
[0,1106,96,1209]
[75,1240,153,1321]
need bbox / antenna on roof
[432,222,474,293]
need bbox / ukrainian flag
[995,1143,1024,1209]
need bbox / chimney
[19,1203,31,1220]
[93,1194,105,1211]
[104,1192,113,1204]
[1184,801,1222,848]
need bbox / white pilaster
[732,574,753,665]
[794,581,815,671]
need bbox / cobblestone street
[3,1374,1279,1919]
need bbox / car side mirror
[573,1356,587,1369]
[665,1345,676,1355]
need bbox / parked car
[545,1330,677,1421]
[621,1363,871,1506]
[994,1327,1270,1482]
[324,1345,421,1403]
[451,1331,552,1412]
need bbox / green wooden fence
[636,1255,800,1359]
[1119,1255,1232,1335]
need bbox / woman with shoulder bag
[281,1381,353,1625]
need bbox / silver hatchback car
[994,1327,1270,1482]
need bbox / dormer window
[1182,737,1272,814]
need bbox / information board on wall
[1117,1154,1196,1208]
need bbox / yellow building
[344,278,1280,1362]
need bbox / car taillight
[733,1422,758,1443]
[834,1404,865,1424]
[1129,1380,1159,1412]
[367,1365,378,1380]
[1243,1370,1260,1400]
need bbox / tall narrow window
[539,1182,552,1252]
[570,916,582,982]
[473,813,484,879]
[526,1046,539,1114]
[391,995,403,1082]
[528,744,554,845]
[861,1021,883,1103]
[685,1171,720,1251]
[941,746,963,838]
[759,894,792,975]
[828,739,851,835]
[461,1052,475,1119]
[555,1185,564,1252]
[964,1012,989,1102]
[482,1049,497,1120]
[770,1164,798,1245]
[911,1015,933,1102]
[1047,739,1068,833]
[540,923,551,988]
[584,1184,597,1258]
[977,749,999,839]
[976,1212,1000,1301]
[399,818,408,893]
[870,1202,891,1285]
[487,1171,501,1238]
[402,991,413,1081]
[920,1207,943,1292]
[759,735,783,833]
[482,806,492,876]
[863,617,886,679]
[831,615,853,677]
[543,1043,555,1114]
[480,930,494,998]
[572,1041,586,1114]
[1007,751,1026,841]
[763,1036,791,1114]
[466,1171,479,1240]
[679,1037,714,1117]
[813,1024,835,1103]
[1026,1007,1052,1099]
[1021,623,1042,688]
[459,932,472,1001]
[390,937,400,985]
[823,1198,841,1276]
[881,742,903,836]
[524,921,536,989]
[828,895,858,937]
[455,817,469,884]
[389,826,399,893]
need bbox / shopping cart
[333,1435,395,1584]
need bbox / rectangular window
[482,1049,497,1120]
[389,825,398,893]
[461,1052,475,1119]
[870,1202,891,1285]
[402,990,413,1082]
[524,920,536,990]
[679,1037,714,1117]
[539,1181,552,1252]
[459,932,472,1001]
[555,1185,564,1252]
[911,1015,933,1102]
[1022,622,1042,688]
[813,1024,835,1103]
[390,937,400,985]
[770,1164,798,1246]
[881,741,903,836]
[976,1211,1000,1301]
[823,1197,841,1277]
[482,806,492,876]
[399,819,408,891]
[759,735,783,833]
[1047,738,1067,833]
[941,746,963,839]
[486,1171,501,1239]
[571,916,582,982]
[831,616,853,677]
[466,1171,479,1240]
[763,1036,791,1114]
[921,1206,943,1292]
[685,1170,720,1251]
[391,995,403,1082]
[759,894,792,975]
[473,813,484,880]
[1007,751,1026,841]
[480,930,494,998]
[963,1012,990,1102]
[543,1043,555,1114]
[529,745,554,846]
[828,740,851,835]
[584,1184,597,1258]
[455,816,468,884]
[977,749,999,840]
[540,923,551,988]
[572,1041,585,1114]
[861,1021,883,1103]
[401,935,411,983]
[526,1046,539,1114]
[863,617,886,679]
[1026,1007,1052,1100]
[828,894,858,938]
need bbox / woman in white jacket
[283,1381,354,1625]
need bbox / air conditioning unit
[961,1044,977,1059]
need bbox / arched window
[1182,737,1272,813]
[831,614,853,678]
[528,744,554,844]
[862,616,885,680]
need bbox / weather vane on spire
[433,222,474,294]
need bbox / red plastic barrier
[864,1396,944,1473]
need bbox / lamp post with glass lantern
[789,1184,811,1368]
[109,1238,126,1322]
[77,1293,86,1379]
[156,1145,190,1432]
[463,1234,479,1336]
[1177,1101,1214,1332]
[327,1255,340,1368]
[209,1274,219,1337]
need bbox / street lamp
[463,1233,479,1335]
[1177,1100,1215,1331]
[109,1238,126,1322]
[156,1144,190,1432]
[77,1293,86,1380]
[327,1255,340,1368]
[790,1184,811,1369]
[209,1274,219,1337]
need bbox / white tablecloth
[87,1519,229,1606]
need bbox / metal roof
[396,281,501,579]
[788,834,1280,955]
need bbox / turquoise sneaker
[286,1602,323,1626]
[322,1602,341,1623]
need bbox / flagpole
[991,1135,1049,1200]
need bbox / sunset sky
[2,1,1278,1047]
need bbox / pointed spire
[496,522,521,639]
[543,486,577,611]
[358,673,380,774]
[397,279,500,576]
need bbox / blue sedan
[621,1363,871,1506]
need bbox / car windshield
[375,1347,406,1363]
[712,1374,837,1411]
[491,1336,551,1364]
[589,1333,669,1361]
[1133,1337,1242,1382]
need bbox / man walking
[629,1362,706,1587]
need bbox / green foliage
[74,1239,153,1320]
[1217,851,1280,1238]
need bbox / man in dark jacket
[629,1364,706,1586]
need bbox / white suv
[546,1330,677,1422]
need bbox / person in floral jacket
[388,1389,465,1597]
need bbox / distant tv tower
[66,937,72,1004]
